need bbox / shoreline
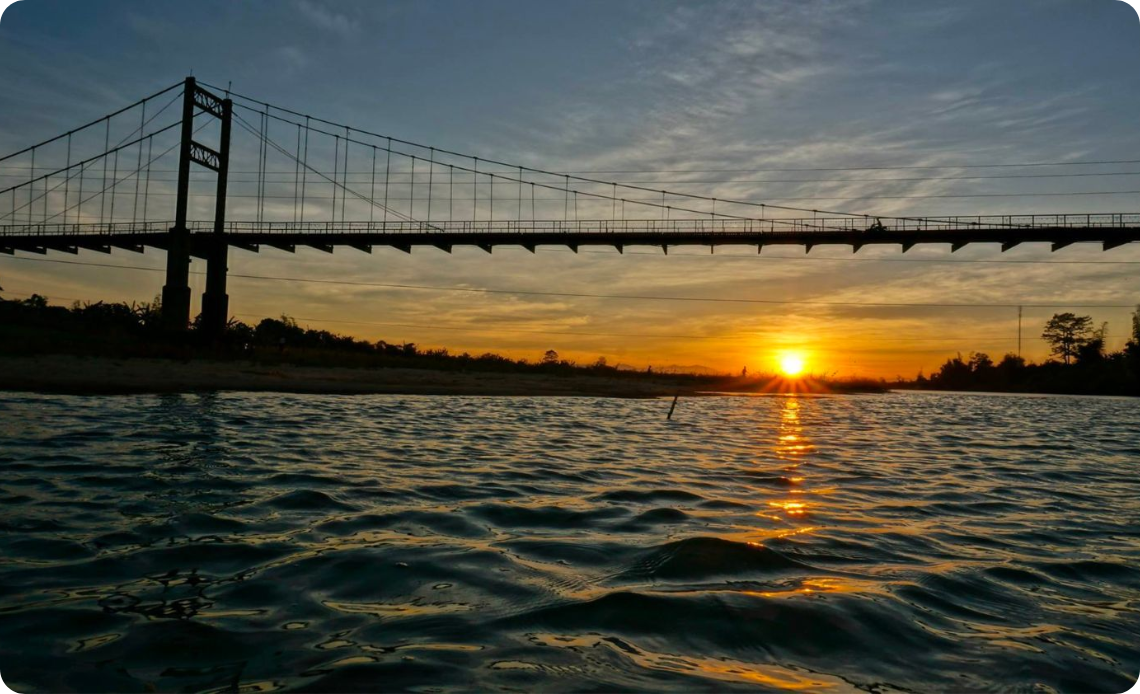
[0,355,719,398]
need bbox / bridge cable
[294,124,302,224]
[142,135,154,223]
[0,80,182,164]
[383,137,391,222]
[342,126,350,224]
[63,134,71,225]
[428,148,435,222]
[31,116,211,227]
[370,146,377,224]
[132,101,145,225]
[331,134,339,224]
[230,111,422,226]
[300,117,310,223]
[0,120,183,223]
[209,85,1064,229]
[0,88,184,221]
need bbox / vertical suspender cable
[294,124,302,224]
[300,117,310,223]
[29,147,36,224]
[341,125,349,223]
[409,155,416,220]
[100,120,109,224]
[564,174,569,221]
[331,135,339,223]
[530,182,535,221]
[472,157,478,222]
[109,148,119,223]
[262,109,271,224]
[133,101,145,224]
[64,134,71,225]
[108,148,118,222]
[490,173,494,221]
[370,145,377,224]
[383,137,391,222]
[449,164,453,221]
[255,113,264,223]
[427,147,434,222]
[517,166,522,222]
[142,135,153,223]
[77,149,85,223]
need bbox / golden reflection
[742,577,880,600]
[531,633,846,690]
[769,397,817,520]
[768,500,808,516]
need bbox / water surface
[1,392,1138,692]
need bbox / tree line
[909,308,1140,396]
[0,294,714,383]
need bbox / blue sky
[2,0,1139,376]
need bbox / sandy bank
[0,355,709,398]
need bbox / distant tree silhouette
[541,349,559,365]
[1042,313,1093,365]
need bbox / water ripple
[0,391,1137,692]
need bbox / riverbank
[0,355,725,397]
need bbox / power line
[110,189,1140,202]
[8,169,1140,184]
[2,255,1135,309]
[0,290,1093,345]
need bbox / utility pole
[1017,306,1023,358]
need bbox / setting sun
[779,354,807,377]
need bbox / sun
[779,353,806,377]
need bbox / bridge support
[200,94,232,339]
[160,77,233,337]
[201,238,229,337]
[162,227,192,329]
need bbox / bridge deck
[2,216,1139,256]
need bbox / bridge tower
[161,77,232,338]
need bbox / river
[1,391,1137,692]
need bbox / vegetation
[0,293,886,393]
[0,294,718,385]
[904,308,1140,396]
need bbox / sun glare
[779,353,806,377]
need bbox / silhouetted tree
[541,349,560,365]
[1076,323,1107,365]
[1042,313,1093,365]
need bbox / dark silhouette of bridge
[2,77,1138,337]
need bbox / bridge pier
[161,226,192,330]
[200,239,229,338]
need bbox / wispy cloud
[294,0,358,37]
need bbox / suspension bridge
[1,77,1138,338]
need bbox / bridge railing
[2,214,1139,237]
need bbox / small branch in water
[667,394,679,420]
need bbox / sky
[1,0,1140,378]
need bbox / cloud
[294,0,357,37]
